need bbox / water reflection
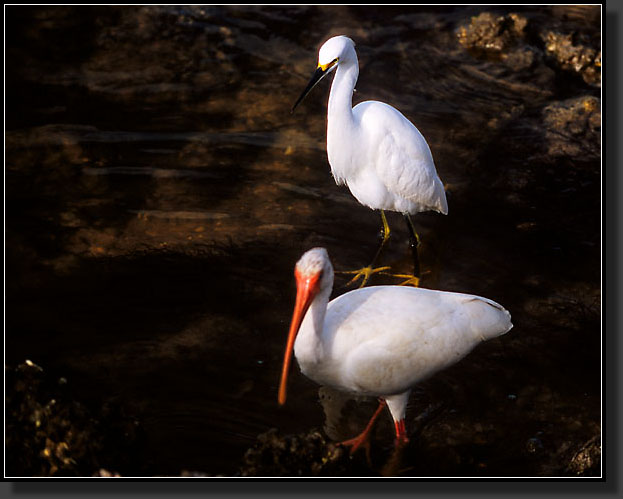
[318,386,373,442]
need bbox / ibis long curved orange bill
[278,271,320,405]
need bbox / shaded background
[5,5,601,477]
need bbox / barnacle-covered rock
[566,436,601,476]
[541,31,601,87]
[239,428,360,477]
[5,361,144,477]
[457,12,528,54]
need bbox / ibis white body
[280,248,512,431]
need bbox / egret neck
[327,58,358,183]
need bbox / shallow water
[6,5,601,477]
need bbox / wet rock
[542,96,600,160]
[239,428,357,477]
[5,361,146,477]
[456,12,553,89]
[541,31,601,87]
[457,11,600,92]
[566,436,601,476]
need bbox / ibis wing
[329,287,511,396]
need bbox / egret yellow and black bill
[291,59,338,113]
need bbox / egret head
[318,35,356,68]
[278,248,334,405]
[292,35,357,113]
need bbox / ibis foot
[337,399,387,465]
[338,433,373,466]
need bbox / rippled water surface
[6,5,601,477]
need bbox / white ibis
[278,248,512,451]
[292,36,448,287]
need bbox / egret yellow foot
[377,269,430,287]
[336,266,391,289]
[393,274,421,287]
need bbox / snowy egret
[293,36,448,287]
[278,248,512,452]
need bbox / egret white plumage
[292,36,448,287]
[278,248,512,452]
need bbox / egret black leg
[371,210,391,264]
[355,213,422,287]
[336,210,392,288]
[403,214,421,278]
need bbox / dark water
[5,5,601,477]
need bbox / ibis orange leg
[394,419,409,447]
[338,399,387,462]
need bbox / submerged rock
[478,94,600,183]
[542,96,600,160]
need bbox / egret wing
[356,101,448,214]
